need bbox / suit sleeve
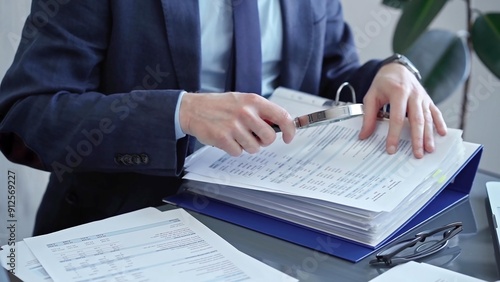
[0,1,188,179]
[319,0,383,104]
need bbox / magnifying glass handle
[271,118,327,132]
[271,124,282,133]
[264,120,283,133]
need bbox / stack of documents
[181,88,472,248]
[1,208,298,282]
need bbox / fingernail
[427,142,435,153]
[387,145,396,154]
[416,148,424,158]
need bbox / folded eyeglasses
[369,222,463,267]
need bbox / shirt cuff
[175,91,187,140]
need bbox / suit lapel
[279,0,314,90]
[160,0,201,92]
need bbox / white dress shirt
[176,0,283,139]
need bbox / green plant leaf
[382,0,410,9]
[472,13,500,79]
[405,29,470,104]
[393,0,448,53]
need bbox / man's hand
[359,63,448,158]
[179,92,296,156]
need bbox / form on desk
[1,208,297,282]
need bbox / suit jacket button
[115,154,133,165]
[122,154,133,165]
[132,154,141,164]
[140,153,149,164]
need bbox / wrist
[381,53,421,81]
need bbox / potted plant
[383,0,500,129]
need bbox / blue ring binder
[164,144,482,262]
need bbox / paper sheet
[183,141,473,247]
[20,208,297,282]
[0,241,52,281]
[368,261,486,282]
[185,116,463,212]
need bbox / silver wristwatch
[381,53,421,81]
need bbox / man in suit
[0,0,446,235]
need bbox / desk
[6,172,499,282]
[160,172,499,282]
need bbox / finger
[422,106,435,153]
[258,102,296,144]
[249,119,277,147]
[359,92,380,140]
[214,135,244,157]
[385,97,408,155]
[407,96,425,158]
[233,125,262,154]
[430,103,447,136]
[232,98,278,147]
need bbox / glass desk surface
[6,173,499,282]
[159,172,499,282]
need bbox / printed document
[0,241,52,281]
[13,208,296,282]
[185,116,463,213]
[181,87,467,246]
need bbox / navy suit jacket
[0,0,381,235]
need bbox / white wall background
[342,0,500,176]
[0,0,498,244]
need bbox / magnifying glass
[268,83,390,133]
[270,103,364,132]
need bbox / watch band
[381,53,422,81]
